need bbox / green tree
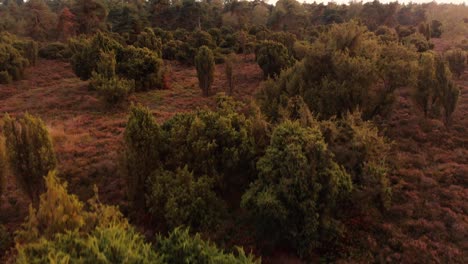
[22,0,57,41]
[124,104,161,208]
[146,166,225,231]
[157,227,259,264]
[89,50,135,105]
[241,121,352,257]
[2,113,57,204]
[135,27,163,57]
[255,40,293,78]
[72,0,107,34]
[195,45,215,96]
[0,37,29,83]
[445,48,466,79]
[413,52,436,117]
[0,137,6,200]
[434,56,460,126]
[225,53,235,95]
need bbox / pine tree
[124,104,161,208]
[195,45,215,96]
[2,113,57,204]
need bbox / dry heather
[0,47,466,262]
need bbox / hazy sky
[269,0,467,4]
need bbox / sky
[274,0,467,4]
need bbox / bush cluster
[0,33,38,84]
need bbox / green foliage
[319,113,392,210]
[15,172,160,264]
[403,33,433,52]
[430,19,443,38]
[0,33,31,83]
[135,27,163,57]
[146,166,225,231]
[413,52,436,117]
[22,0,57,41]
[70,32,164,90]
[161,100,256,192]
[69,32,122,80]
[124,104,162,207]
[241,121,352,257]
[195,46,215,96]
[117,45,164,91]
[17,226,161,264]
[255,40,293,78]
[435,56,460,125]
[445,48,466,79]
[38,42,71,60]
[225,53,235,95]
[95,75,135,105]
[157,227,259,264]
[257,21,419,121]
[0,137,5,200]
[0,224,12,255]
[2,113,57,204]
[89,50,135,105]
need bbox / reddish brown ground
[0,46,467,263]
[0,55,263,235]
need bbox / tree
[146,166,224,231]
[157,227,259,264]
[0,41,28,83]
[445,48,466,79]
[135,27,162,57]
[255,40,293,79]
[72,0,107,34]
[0,137,6,200]
[195,45,215,96]
[22,0,57,41]
[124,104,161,207]
[241,121,352,257]
[413,52,436,117]
[57,7,77,41]
[89,50,135,105]
[2,113,57,204]
[225,53,235,95]
[430,19,442,38]
[434,56,460,126]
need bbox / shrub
[124,104,162,207]
[69,32,123,80]
[135,27,163,57]
[403,33,432,52]
[2,114,57,204]
[434,57,460,126]
[241,121,352,257]
[146,166,225,231]
[195,46,215,96]
[157,227,259,264]
[161,101,256,192]
[0,43,28,83]
[95,76,135,105]
[191,30,216,49]
[413,52,436,117]
[15,172,160,263]
[225,53,235,95]
[38,42,71,60]
[292,40,311,60]
[0,137,6,200]
[445,48,466,79]
[255,40,293,78]
[13,39,39,66]
[117,45,164,91]
[0,225,11,255]
[319,113,392,210]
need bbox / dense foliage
[195,46,215,96]
[2,113,57,204]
